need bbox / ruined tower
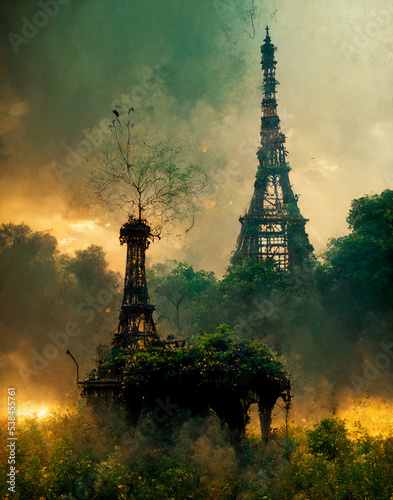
[234,27,313,271]
[112,216,160,350]
[79,216,162,398]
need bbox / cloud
[0,0,391,274]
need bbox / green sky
[1,0,392,275]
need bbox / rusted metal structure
[112,216,160,349]
[234,27,313,270]
[80,216,165,399]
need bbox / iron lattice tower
[234,27,313,271]
[112,216,160,350]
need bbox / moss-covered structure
[83,327,291,440]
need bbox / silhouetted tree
[90,108,207,233]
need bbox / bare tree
[90,108,207,232]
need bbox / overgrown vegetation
[2,190,393,497]
[95,326,290,437]
[2,409,393,499]
[103,326,288,389]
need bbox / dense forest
[1,189,393,498]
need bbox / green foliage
[272,425,393,500]
[0,223,58,297]
[307,417,351,461]
[149,253,318,352]
[125,455,202,499]
[147,261,217,335]
[347,190,393,235]
[4,411,393,499]
[199,326,233,350]
[0,410,97,500]
[319,190,393,309]
[64,244,114,291]
[121,325,289,390]
[221,257,284,305]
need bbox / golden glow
[338,397,393,439]
[59,238,77,246]
[246,405,262,438]
[245,397,393,439]
[69,220,97,232]
[17,403,61,421]
[205,200,216,209]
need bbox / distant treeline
[147,189,393,402]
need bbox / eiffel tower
[234,27,313,271]
[79,216,163,398]
[112,216,160,350]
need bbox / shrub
[307,418,351,461]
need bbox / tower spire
[234,28,313,270]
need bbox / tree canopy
[0,223,122,390]
[115,325,289,389]
[148,261,216,334]
[90,109,207,232]
[318,189,393,309]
